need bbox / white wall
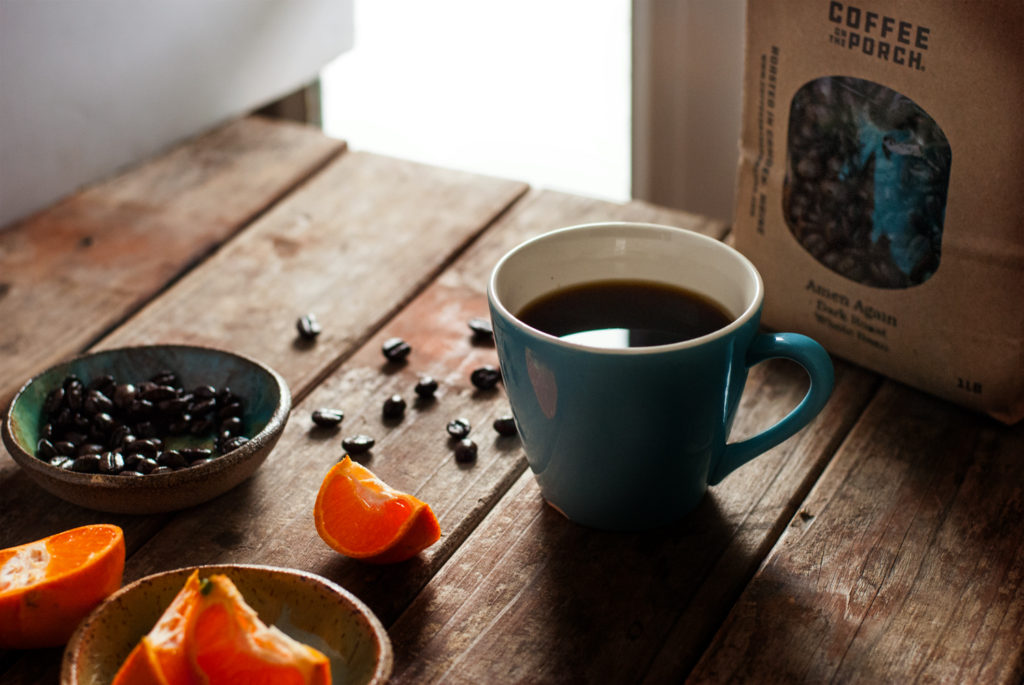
[0,0,354,229]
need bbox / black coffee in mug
[517,279,732,348]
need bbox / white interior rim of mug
[487,222,765,355]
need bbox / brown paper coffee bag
[733,0,1023,423]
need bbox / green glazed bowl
[61,564,393,685]
[2,344,291,514]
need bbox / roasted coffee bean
[135,457,158,474]
[312,408,344,428]
[70,454,101,473]
[65,380,83,410]
[158,396,192,413]
[151,466,173,475]
[221,436,249,452]
[76,442,106,457]
[180,447,214,462]
[63,430,88,446]
[470,365,501,390]
[150,370,181,388]
[157,450,188,469]
[467,317,493,341]
[381,337,411,362]
[446,418,471,440]
[43,386,65,414]
[49,455,71,469]
[192,385,217,400]
[92,412,116,434]
[129,398,155,418]
[98,451,125,475]
[54,408,73,429]
[342,434,375,455]
[140,384,177,402]
[189,397,217,415]
[123,453,144,470]
[83,390,114,415]
[119,470,145,477]
[382,395,406,420]
[493,415,517,436]
[220,416,243,435]
[53,441,77,456]
[39,423,54,440]
[113,383,137,409]
[36,439,57,460]
[109,424,132,448]
[414,376,438,399]
[218,402,243,419]
[297,313,322,340]
[453,438,478,464]
[87,374,117,396]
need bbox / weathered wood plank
[689,383,1024,684]
[0,116,343,409]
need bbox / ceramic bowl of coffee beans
[2,344,291,514]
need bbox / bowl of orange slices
[62,564,393,685]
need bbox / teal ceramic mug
[487,222,834,531]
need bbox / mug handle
[707,332,834,486]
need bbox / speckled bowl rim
[1,344,291,511]
[61,563,393,685]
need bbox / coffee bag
[733,0,1023,423]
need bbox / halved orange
[313,456,441,564]
[0,523,125,649]
[113,570,331,685]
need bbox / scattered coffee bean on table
[342,434,375,455]
[454,438,478,464]
[34,370,248,476]
[382,337,411,362]
[470,365,501,390]
[493,415,517,436]
[296,313,322,340]
[446,418,471,440]
[467,317,493,341]
[382,395,406,420]
[312,408,344,428]
[414,376,438,400]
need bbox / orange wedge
[313,456,441,564]
[113,570,331,685]
[0,523,125,649]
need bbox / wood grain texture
[0,116,343,409]
[376,194,879,683]
[689,382,1024,684]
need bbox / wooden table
[1,117,1021,684]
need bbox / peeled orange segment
[313,456,441,564]
[0,523,125,649]
[112,570,331,685]
[191,576,331,685]
[112,570,204,685]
